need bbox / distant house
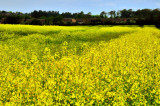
[104,18,126,24]
[89,18,103,23]
[101,18,107,22]
[25,19,45,25]
[76,19,86,24]
[107,18,137,23]
[64,18,76,23]
[0,18,5,24]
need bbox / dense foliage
[0,9,160,26]
[0,25,160,105]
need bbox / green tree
[120,9,128,18]
[61,12,72,18]
[135,9,151,18]
[100,11,107,18]
[109,11,116,18]
[75,11,85,18]
[52,15,63,25]
[86,12,92,18]
[45,17,53,25]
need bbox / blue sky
[0,0,160,14]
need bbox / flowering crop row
[0,25,160,105]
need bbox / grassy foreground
[0,25,160,105]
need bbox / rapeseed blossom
[0,25,160,105]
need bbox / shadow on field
[75,32,130,42]
[0,30,61,41]
[50,32,132,45]
[155,25,160,29]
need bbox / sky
[0,0,160,15]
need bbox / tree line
[0,9,160,27]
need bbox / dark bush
[30,19,42,25]
[4,15,23,24]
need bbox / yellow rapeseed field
[0,24,160,105]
